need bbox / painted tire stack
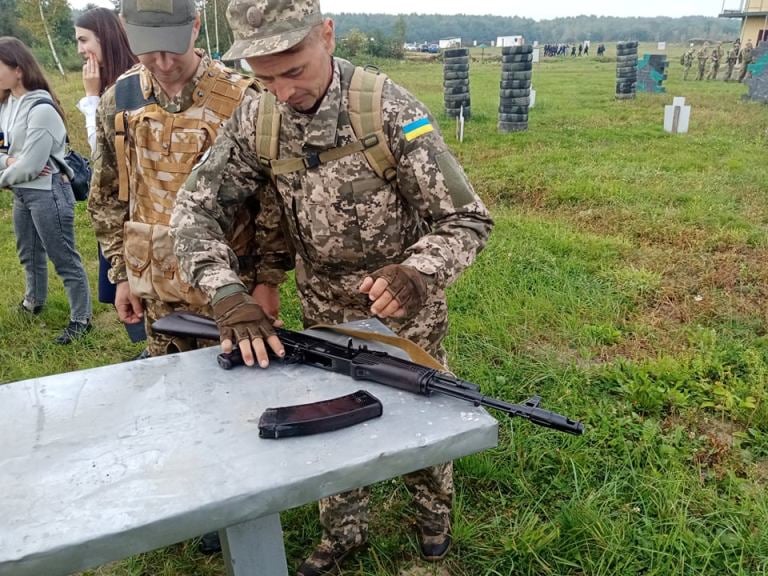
[616,41,638,100]
[746,44,768,102]
[498,44,533,133]
[637,54,669,93]
[443,48,470,119]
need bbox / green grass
[3,43,768,574]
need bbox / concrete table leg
[222,513,288,576]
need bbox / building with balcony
[719,1,768,45]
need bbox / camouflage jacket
[88,51,236,284]
[172,57,493,305]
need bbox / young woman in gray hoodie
[0,37,92,344]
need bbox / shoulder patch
[403,117,433,142]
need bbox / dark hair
[0,36,66,125]
[75,7,138,94]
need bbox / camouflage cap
[121,0,197,55]
[222,0,323,60]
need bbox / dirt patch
[398,563,452,576]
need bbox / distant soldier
[597,43,605,57]
[707,43,721,80]
[682,45,695,80]
[696,43,709,80]
[738,39,754,83]
[724,42,739,81]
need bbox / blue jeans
[12,174,92,323]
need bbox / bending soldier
[170,0,493,573]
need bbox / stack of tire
[636,54,669,93]
[443,48,470,119]
[616,41,638,100]
[746,44,768,102]
[498,44,533,133]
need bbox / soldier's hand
[115,281,144,324]
[212,291,284,368]
[251,283,283,327]
[358,264,427,319]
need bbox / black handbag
[28,100,92,201]
[62,148,91,201]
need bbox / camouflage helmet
[222,0,323,60]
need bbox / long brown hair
[75,8,138,94]
[0,37,66,125]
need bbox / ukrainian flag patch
[403,117,433,141]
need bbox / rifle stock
[153,312,585,435]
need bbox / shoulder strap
[255,90,281,171]
[114,73,156,203]
[26,100,70,174]
[310,324,445,370]
[347,66,398,182]
[255,63,397,182]
[28,99,67,142]
[115,73,156,112]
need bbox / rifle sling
[309,324,445,371]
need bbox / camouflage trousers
[319,462,453,549]
[295,259,454,547]
[697,62,707,80]
[142,298,216,357]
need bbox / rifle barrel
[427,378,584,435]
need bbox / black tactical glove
[368,264,428,318]
[212,292,275,344]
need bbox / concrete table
[0,321,498,576]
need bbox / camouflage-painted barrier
[637,54,669,93]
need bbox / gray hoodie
[0,89,73,190]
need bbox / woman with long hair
[75,7,138,153]
[0,37,92,344]
[74,8,146,348]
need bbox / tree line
[332,13,741,44]
[0,1,741,74]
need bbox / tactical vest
[114,61,252,305]
[254,61,397,182]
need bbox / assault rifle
[153,312,585,435]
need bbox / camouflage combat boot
[296,538,365,576]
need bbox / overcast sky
[70,0,729,19]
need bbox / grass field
[2,43,768,575]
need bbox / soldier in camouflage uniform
[724,42,739,81]
[738,39,754,83]
[707,42,722,80]
[696,43,709,81]
[682,45,695,81]
[87,0,256,359]
[170,0,493,573]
